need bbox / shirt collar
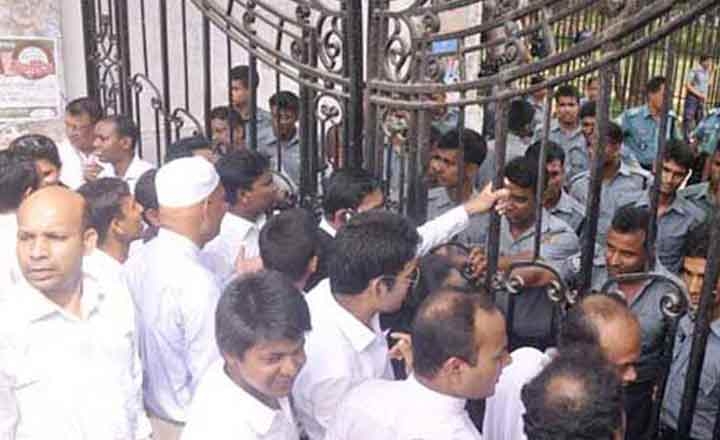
[502,208,553,243]
[552,191,575,215]
[635,190,691,216]
[221,212,266,239]
[156,228,201,258]
[319,217,337,237]
[327,292,382,352]
[550,120,582,138]
[17,274,105,323]
[267,133,299,148]
[679,314,720,339]
[406,375,467,414]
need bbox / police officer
[569,122,651,247]
[619,76,681,170]
[683,54,713,140]
[680,140,720,216]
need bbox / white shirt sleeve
[416,205,470,256]
[0,371,17,440]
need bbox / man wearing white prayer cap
[124,156,227,440]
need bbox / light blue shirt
[250,108,274,149]
[691,108,720,154]
[535,120,586,181]
[549,190,585,233]
[679,181,716,216]
[123,228,221,423]
[687,65,711,97]
[260,132,301,186]
[619,104,680,166]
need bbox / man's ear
[82,228,99,256]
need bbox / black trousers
[625,380,654,440]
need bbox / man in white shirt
[57,97,108,189]
[0,186,149,439]
[0,150,38,296]
[124,157,227,439]
[259,208,320,291]
[77,177,144,286]
[326,289,511,440]
[92,115,154,194]
[203,149,279,285]
[183,270,311,440]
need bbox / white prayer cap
[156,157,220,208]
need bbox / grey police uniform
[534,120,587,181]
[679,182,716,218]
[548,190,586,234]
[568,162,651,247]
[619,105,680,168]
[691,108,720,155]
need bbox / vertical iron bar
[579,65,611,294]
[675,212,720,439]
[646,39,675,269]
[346,0,364,168]
[248,54,259,149]
[158,0,172,149]
[203,10,212,135]
[140,0,149,77]
[115,0,132,116]
[485,92,508,298]
[533,91,553,259]
[181,0,190,110]
[81,0,99,99]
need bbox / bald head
[16,186,95,298]
[562,294,641,384]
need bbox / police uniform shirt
[568,162,651,247]
[526,96,546,133]
[620,190,706,273]
[534,120,586,181]
[548,190,585,233]
[325,375,481,440]
[590,262,682,383]
[251,108,275,149]
[687,66,711,98]
[691,108,720,154]
[426,186,455,221]
[661,315,720,440]
[679,181,716,217]
[506,132,531,162]
[619,104,680,167]
[259,133,301,186]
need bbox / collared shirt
[202,212,267,286]
[591,262,681,382]
[548,190,585,233]
[0,212,21,298]
[325,375,480,440]
[260,133,301,186]
[679,181,716,216]
[686,65,711,97]
[619,104,680,166]
[621,190,706,273]
[661,315,720,439]
[123,228,221,423]
[0,275,150,439]
[83,248,125,289]
[506,132,531,162]
[56,140,112,190]
[99,154,155,194]
[535,121,586,181]
[251,108,275,149]
[568,162,651,246]
[691,108,720,154]
[526,96,546,133]
[292,279,393,440]
[183,361,299,440]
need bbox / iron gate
[82,0,720,438]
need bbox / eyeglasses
[380,265,421,289]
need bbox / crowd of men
[0,56,718,440]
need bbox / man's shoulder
[568,170,590,189]
[679,182,709,200]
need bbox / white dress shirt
[123,228,221,423]
[325,375,481,440]
[202,212,266,285]
[99,155,154,194]
[56,140,111,190]
[317,205,469,256]
[84,248,125,288]
[182,361,299,440]
[0,213,21,299]
[292,279,393,440]
[0,275,149,439]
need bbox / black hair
[607,121,624,145]
[507,100,536,135]
[699,54,712,63]
[0,149,39,212]
[209,106,244,128]
[259,208,319,283]
[530,74,545,85]
[134,169,158,210]
[269,91,300,113]
[646,76,666,95]
[525,140,565,166]
[579,101,596,119]
[504,156,539,191]
[9,134,62,169]
[412,289,499,378]
[322,168,382,218]
[610,205,650,238]
[65,97,104,123]
[663,139,695,172]
[76,178,131,245]
[100,115,140,153]
[215,149,270,205]
[437,128,487,166]
[585,76,599,87]
[216,270,311,358]
[521,347,624,440]
[554,84,580,103]
[560,293,637,349]
[165,136,213,162]
[329,210,420,295]
[230,65,259,89]
[684,222,711,259]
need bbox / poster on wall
[0,36,60,122]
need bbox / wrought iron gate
[82,1,720,438]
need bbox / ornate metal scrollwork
[600,272,691,319]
